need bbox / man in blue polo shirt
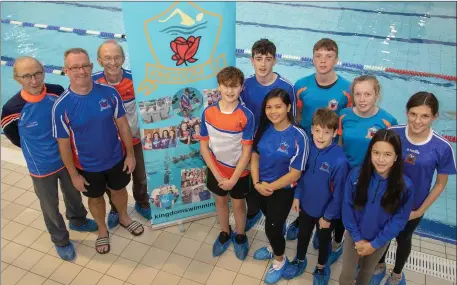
[52,48,144,255]
[1,56,97,261]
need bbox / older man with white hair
[1,56,97,261]
[92,40,151,227]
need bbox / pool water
[1,2,456,239]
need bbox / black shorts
[206,169,249,199]
[77,158,131,198]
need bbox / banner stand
[149,212,217,232]
[122,2,236,228]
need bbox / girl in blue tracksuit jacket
[339,129,413,285]
[282,108,349,285]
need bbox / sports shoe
[212,230,232,257]
[232,232,249,260]
[253,246,274,260]
[135,202,152,220]
[245,210,262,232]
[313,266,331,285]
[312,230,319,249]
[327,240,343,265]
[107,210,120,229]
[55,242,76,261]
[385,272,406,285]
[285,219,299,240]
[69,219,98,232]
[283,257,307,280]
[368,263,386,285]
[265,257,289,284]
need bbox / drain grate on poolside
[228,212,457,282]
[385,244,456,282]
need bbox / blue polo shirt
[52,82,126,172]
[256,124,309,188]
[390,125,457,210]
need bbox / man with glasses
[1,56,98,261]
[92,40,151,228]
[52,48,144,255]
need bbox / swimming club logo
[328,99,338,111]
[277,142,290,154]
[320,162,331,173]
[366,126,378,139]
[405,153,416,165]
[138,2,227,95]
[99,99,111,111]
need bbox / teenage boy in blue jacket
[282,108,349,285]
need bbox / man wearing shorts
[52,48,144,255]
[93,40,151,226]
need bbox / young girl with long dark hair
[251,88,309,284]
[370,92,456,285]
[339,129,413,285]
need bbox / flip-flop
[120,220,144,236]
[95,233,110,254]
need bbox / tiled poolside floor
[1,137,455,285]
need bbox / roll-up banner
[122,2,236,226]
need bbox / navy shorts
[77,157,131,198]
[206,168,249,199]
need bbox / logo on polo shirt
[320,162,331,173]
[405,153,416,165]
[328,99,338,111]
[366,127,378,139]
[277,142,290,154]
[99,99,111,111]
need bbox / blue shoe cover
[69,219,98,232]
[55,242,76,261]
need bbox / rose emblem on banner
[170,36,201,66]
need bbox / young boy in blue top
[283,108,349,285]
[241,39,296,232]
[294,38,352,135]
[200,66,255,260]
[287,37,351,260]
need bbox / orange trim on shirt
[343,91,353,107]
[20,86,47,103]
[1,113,20,127]
[296,87,307,109]
[210,153,249,179]
[382,119,392,128]
[30,166,65,178]
[337,114,346,136]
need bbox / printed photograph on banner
[142,127,178,150]
[178,116,201,145]
[139,96,173,124]
[203,88,221,107]
[171,87,203,117]
[150,184,180,210]
[181,167,211,204]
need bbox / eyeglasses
[99,55,124,62]
[16,71,44,81]
[68,64,92,72]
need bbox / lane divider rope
[1,18,456,82]
[2,55,455,143]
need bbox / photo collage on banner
[123,1,235,225]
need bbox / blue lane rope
[46,1,457,20]
[0,18,126,39]
[2,18,456,82]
